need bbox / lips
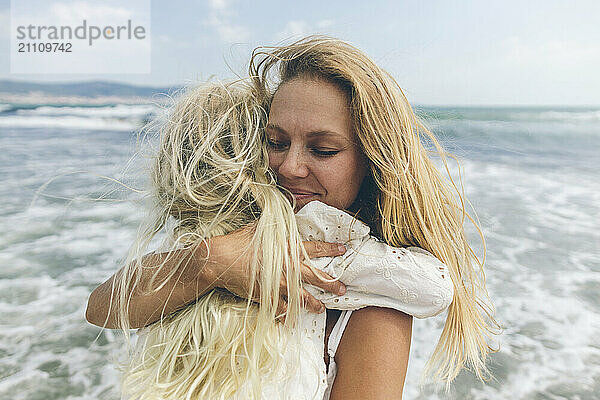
[292,193,316,200]
[281,188,320,206]
[286,188,319,197]
[291,191,316,196]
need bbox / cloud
[10,1,146,29]
[0,9,8,61]
[204,0,250,43]
[50,2,132,23]
[275,19,336,43]
[316,20,334,29]
[157,34,192,49]
[207,0,229,11]
[0,9,9,35]
[277,21,310,40]
[504,36,600,68]
[158,34,170,44]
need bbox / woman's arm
[85,228,347,329]
[329,307,412,399]
[85,239,218,329]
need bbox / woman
[87,36,498,397]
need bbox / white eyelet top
[237,201,454,399]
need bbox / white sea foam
[0,104,159,131]
[0,115,143,131]
[514,109,600,122]
[16,104,158,118]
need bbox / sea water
[0,103,598,399]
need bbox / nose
[276,146,310,179]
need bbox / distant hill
[0,80,180,98]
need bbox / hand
[203,224,347,320]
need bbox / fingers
[272,240,349,322]
[303,241,346,259]
[275,289,325,323]
[303,264,346,297]
[302,288,325,314]
[301,240,347,298]
[275,297,288,323]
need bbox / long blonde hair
[116,81,310,399]
[249,35,500,386]
[116,36,500,399]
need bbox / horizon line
[0,78,599,108]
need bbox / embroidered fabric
[296,201,454,319]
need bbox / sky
[0,0,599,105]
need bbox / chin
[293,199,309,211]
[292,197,318,212]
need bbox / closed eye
[266,138,288,151]
[267,137,340,157]
[311,148,340,157]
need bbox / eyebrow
[265,123,347,140]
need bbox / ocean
[0,102,598,399]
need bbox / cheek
[342,156,367,200]
[338,151,366,180]
[267,151,280,170]
[319,156,365,203]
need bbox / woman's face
[266,77,368,212]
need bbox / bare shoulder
[329,307,413,400]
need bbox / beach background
[1,0,599,399]
[0,91,598,399]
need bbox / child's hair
[115,81,311,399]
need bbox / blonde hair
[249,36,500,386]
[115,36,500,398]
[116,81,311,399]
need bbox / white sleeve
[296,201,454,319]
[306,239,454,319]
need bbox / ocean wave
[418,107,600,124]
[523,110,600,122]
[0,103,160,131]
[15,104,158,118]
[0,115,144,131]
